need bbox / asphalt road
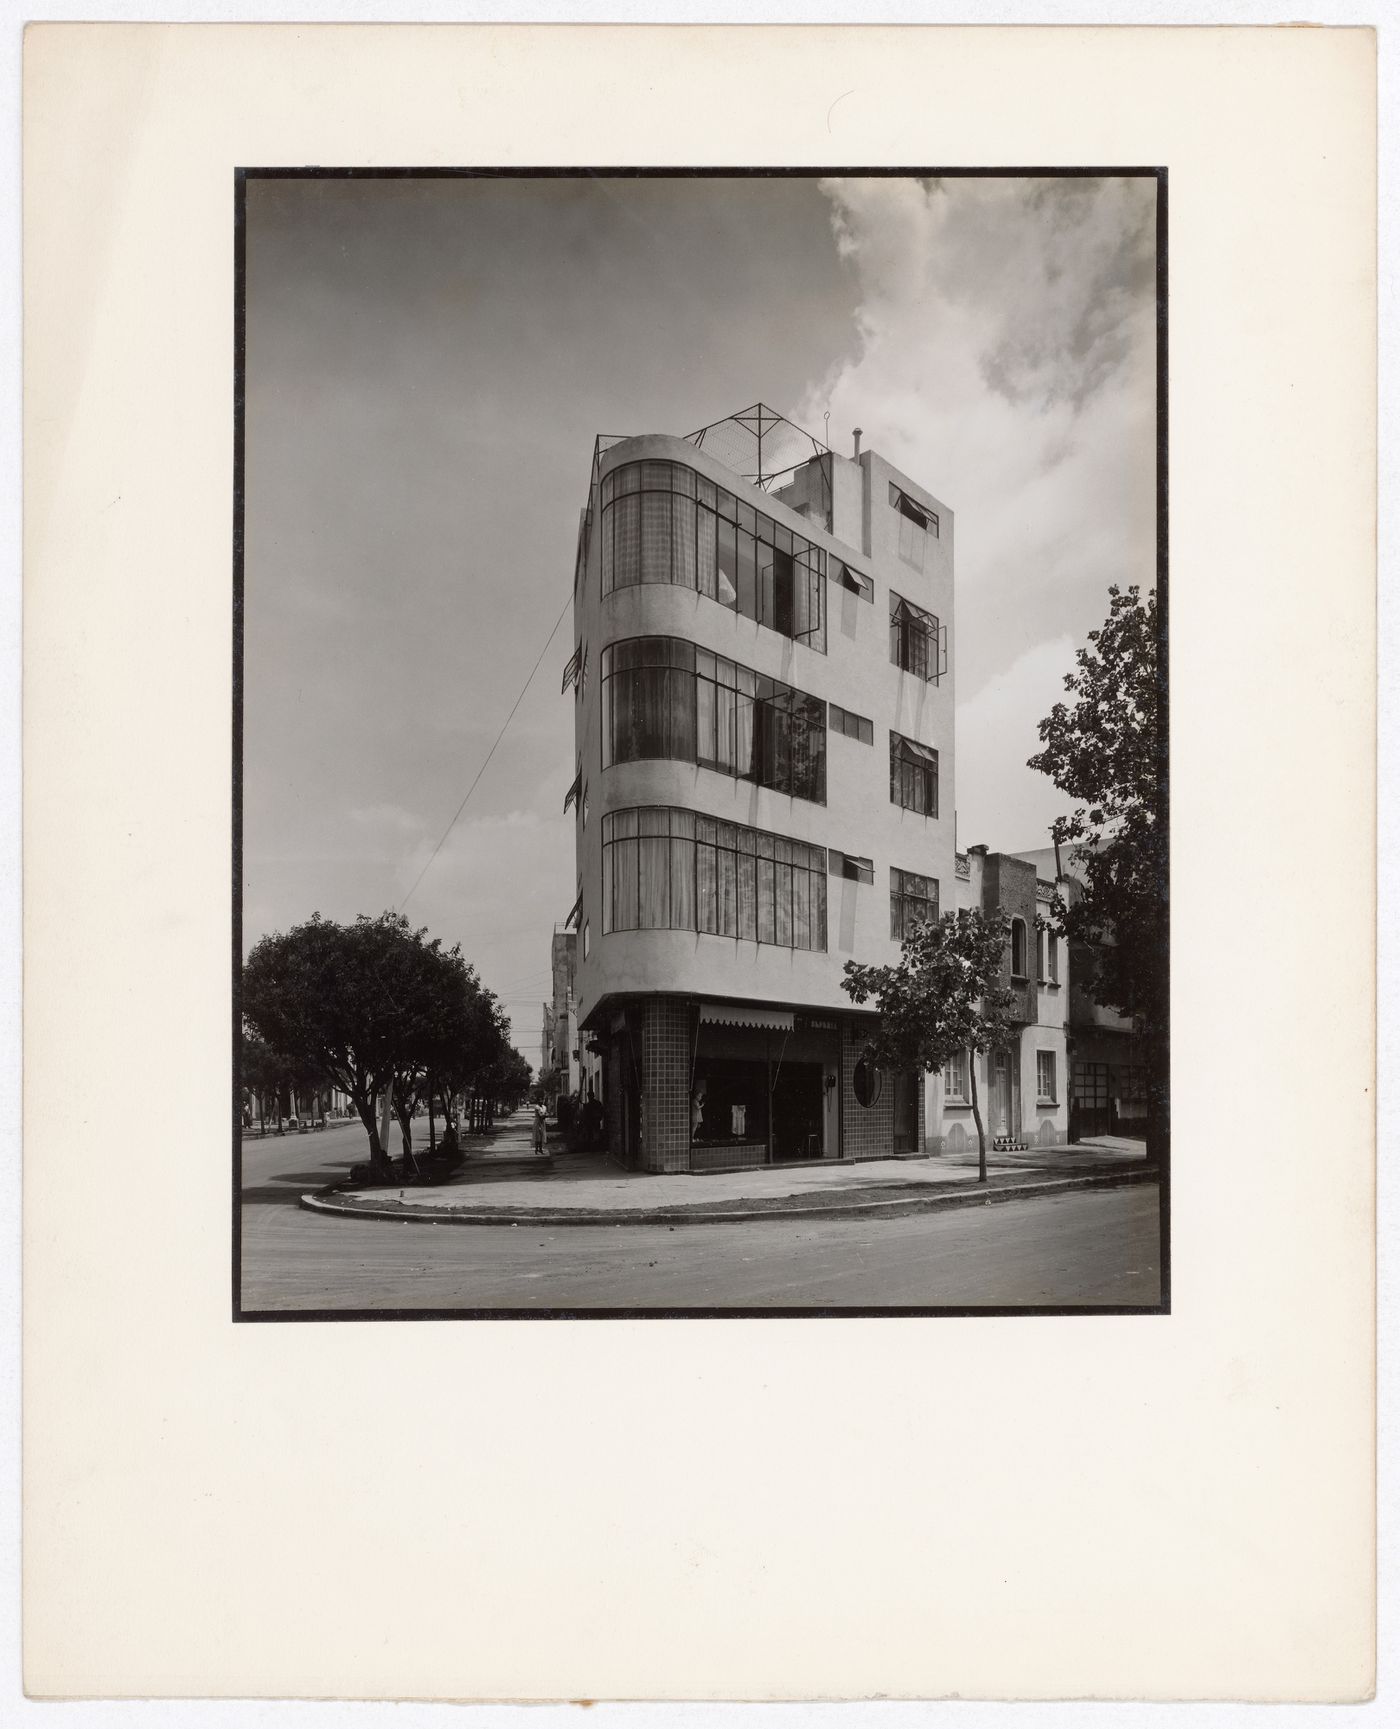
[238,1119,1162,1313]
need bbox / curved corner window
[601,636,826,804]
[601,805,827,952]
[599,459,826,652]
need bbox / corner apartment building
[562,404,957,1174]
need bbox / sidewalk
[301,1110,1157,1227]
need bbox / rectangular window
[890,593,946,682]
[829,850,874,885]
[1036,925,1046,981]
[889,481,939,564]
[943,1050,967,1101]
[1048,931,1059,984]
[829,703,874,744]
[889,731,939,817]
[891,867,938,940]
[839,562,874,601]
[1037,1050,1057,1104]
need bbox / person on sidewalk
[533,1101,548,1156]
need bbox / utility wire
[398,591,572,914]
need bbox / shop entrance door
[770,1061,824,1162]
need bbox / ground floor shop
[591,995,923,1174]
[1068,1029,1147,1142]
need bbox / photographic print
[236,169,1167,1318]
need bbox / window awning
[698,1003,795,1032]
[840,562,873,599]
[561,645,582,694]
[564,891,583,931]
[899,735,939,767]
[562,769,582,814]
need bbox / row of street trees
[840,583,1165,1184]
[241,911,531,1179]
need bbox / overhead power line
[398,592,572,914]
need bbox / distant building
[564,405,955,1172]
[540,927,601,1110]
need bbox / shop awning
[698,1003,795,1032]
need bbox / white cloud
[799,176,1157,720]
[955,636,1077,851]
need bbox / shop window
[852,1055,884,1108]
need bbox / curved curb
[299,1166,1156,1228]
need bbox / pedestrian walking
[533,1102,548,1156]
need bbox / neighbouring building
[924,847,1071,1154]
[563,404,958,1173]
[540,926,602,1112]
[1013,845,1148,1142]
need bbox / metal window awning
[698,1003,795,1032]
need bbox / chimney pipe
[853,427,863,459]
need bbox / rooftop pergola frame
[684,402,832,500]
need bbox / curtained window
[889,732,939,817]
[891,867,938,940]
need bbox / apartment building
[564,405,954,1173]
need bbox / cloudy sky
[242,173,1157,1059]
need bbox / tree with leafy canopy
[842,907,1018,1184]
[243,911,478,1178]
[1027,582,1166,1166]
[391,970,513,1161]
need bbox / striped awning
[698,1003,795,1032]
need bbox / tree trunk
[351,1093,391,1174]
[969,1053,987,1185]
[428,1074,436,1153]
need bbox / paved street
[239,1119,1162,1312]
